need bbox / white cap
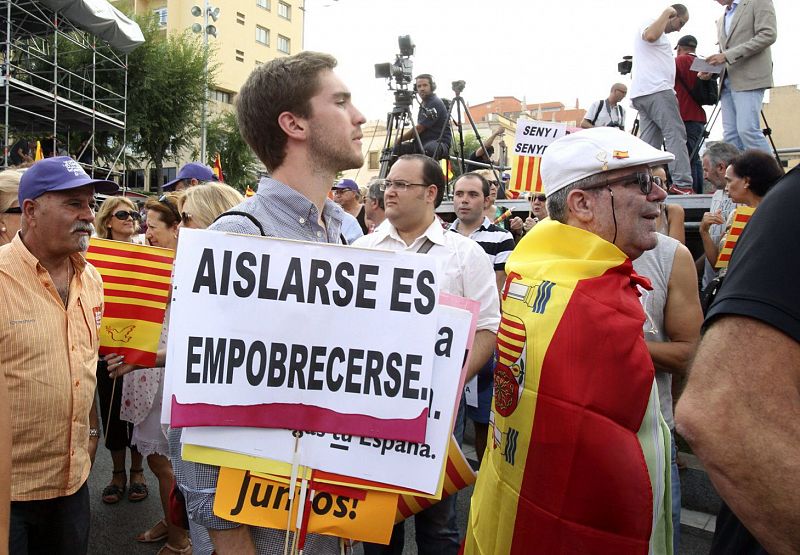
[541,127,675,196]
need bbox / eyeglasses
[331,188,353,195]
[4,206,22,214]
[531,194,546,202]
[582,172,665,196]
[181,212,192,226]
[376,179,430,192]
[158,194,182,222]
[113,210,140,221]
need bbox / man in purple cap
[331,177,368,234]
[0,156,117,554]
[162,161,217,192]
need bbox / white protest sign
[513,119,569,157]
[181,296,478,495]
[166,228,440,443]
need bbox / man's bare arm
[466,330,496,382]
[676,316,800,554]
[646,245,702,375]
[643,7,676,42]
[400,124,427,142]
[209,526,257,555]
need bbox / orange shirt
[0,234,103,501]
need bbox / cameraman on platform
[581,83,628,129]
[393,74,452,160]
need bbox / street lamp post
[191,2,219,165]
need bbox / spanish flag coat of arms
[465,219,672,554]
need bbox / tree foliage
[205,110,260,192]
[125,14,214,190]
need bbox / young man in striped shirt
[449,172,515,464]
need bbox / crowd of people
[1,1,797,554]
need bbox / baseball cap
[541,127,674,197]
[332,178,359,192]
[676,35,698,49]
[18,156,118,205]
[163,162,217,191]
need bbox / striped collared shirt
[449,216,516,272]
[0,233,103,501]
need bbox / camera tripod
[377,89,425,178]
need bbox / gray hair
[546,173,605,223]
[702,141,740,168]
[366,178,384,210]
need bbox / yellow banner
[213,468,397,544]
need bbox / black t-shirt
[356,204,368,235]
[417,95,452,146]
[8,139,30,166]
[706,165,800,341]
[465,145,495,173]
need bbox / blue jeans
[720,80,771,153]
[684,121,706,193]
[671,431,681,554]
[10,481,90,555]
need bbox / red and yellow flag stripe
[715,206,755,269]
[86,238,175,366]
[509,154,544,195]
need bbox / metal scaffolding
[1,0,130,181]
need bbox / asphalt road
[87,422,710,554]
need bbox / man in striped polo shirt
[449,171,515,464]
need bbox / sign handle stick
[294,478,308,550]
[284,432,302,555]
[297,486,314,554]
[104,376,117,434]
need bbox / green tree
[205,110,259,192]
[125,14,213,191]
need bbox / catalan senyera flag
[213,152,224,182]
[465,219,672,554]
[395,435,476,523]
[715,206,755,269]
[34,141,44,161]
[85,238,175,367]
[509,154,544,195]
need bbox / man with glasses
[581,83,628,129]
[465,128,675,554]
[0,156,117,554]
[630,4,695,195]
[331,178,368,234]
[355,154,500,555]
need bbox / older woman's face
[145,209,178,249]
[724,164,749,203]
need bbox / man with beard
[172,51,366,554]
[0,156,117,554]
[465,128,675,554]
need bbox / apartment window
[368,151,379,170]
[149,167,176,189]
[235,49,245,63]
[209,89,233,104]
[277,35,290,54]
[126,169,145,190]
[153,7,168,27]
[278,1,291,20]
[256,0,270,9]
[236,11,245,25]
[256,25,269,45]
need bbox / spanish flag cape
[465,219,672,555]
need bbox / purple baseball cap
[332,178,359,192]
[163,162,217,191]
[19,156,118,205]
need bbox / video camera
[375,35,415,89]
[618,55,632,76]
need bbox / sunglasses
[4,206,22,214]
[181,212,192,226]
[113,210,140,221]
[582,172,665,196]
[531,194,546,202]
[158,194,182,222]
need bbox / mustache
[71,223,95,234]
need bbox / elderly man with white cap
[465,128,675,555]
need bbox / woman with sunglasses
[93,196,152,506]
[108,191,191,553]
[0,169,23,246]
[95,196,142,244]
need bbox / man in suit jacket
[706,0,777,153]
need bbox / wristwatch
[89,428,100,438]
